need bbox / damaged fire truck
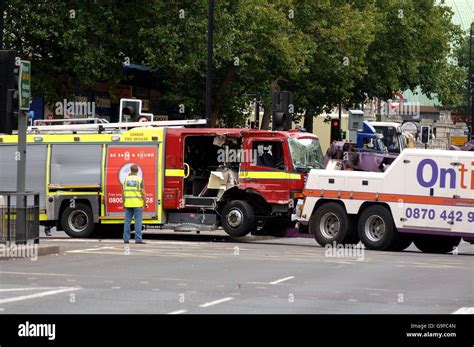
[0,120,324,238]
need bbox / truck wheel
[310,202,356,246]
[463,237,474,244]
[413,235,461,254]
[389,234,413,252]
[221,200,254,237]
[61,202,95,238]
[358,205,401,251]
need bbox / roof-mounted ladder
[27,118,207,134]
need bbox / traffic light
[119,99,153,122]
[420,125,430,144]
[0,50,19,134]
[330,119,341,143]
[271,91,293,131]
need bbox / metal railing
[0,192,40,243]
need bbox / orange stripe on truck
[303,189,474,207]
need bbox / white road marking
[245,281,268,285]
[0,287,57,292]
[452,307,474,314]
[111,286,121,289]
[199,297,234,308]
[168,309,187,314]
[68,246,118,253]
[65,248,218,258]
[270,276,294,285]
[0,287,80,305]
[0,308,4,311]
[0,271,69,277]
[52,239,201,246]
[362,287,397,292]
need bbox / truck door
[240,138,291,204]
[402,154,455,233]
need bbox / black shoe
[124,240,129,244]
[135,240,146,244]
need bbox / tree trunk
[303,109,314,133]
[210,65,237,127]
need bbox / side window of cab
[252,141,285,170]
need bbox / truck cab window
[253,142,285,170]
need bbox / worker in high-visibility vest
[122,164,147,244]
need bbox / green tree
[4,0,151,104]
[140,0,311,127]
[289,0,377,132]
[436,32,470,115]
[350,0,464,110]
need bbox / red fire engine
[0,123,324,238]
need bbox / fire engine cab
[0,119,324,238]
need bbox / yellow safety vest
[122,175,144,208]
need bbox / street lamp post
[206,0,214,127]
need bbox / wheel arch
[310,198,348,218]
[219,187,271,216]
[56,195,100,229]
[357,201,393,221]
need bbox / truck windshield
[374,126,403,153]
[288,138,324,172]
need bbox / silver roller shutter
[0,144,48,209]
[50,144,103,186]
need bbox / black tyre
[61,202,95,238]
[357,205,402,251]
[310,202,356,247]
[463,237,474,244]
[413,234,461,254]
[389,234,413,252]
[221,200,255,237]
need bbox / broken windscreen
[288,137,324,172]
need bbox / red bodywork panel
[163,128,318,209]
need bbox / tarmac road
[0,228,472,314]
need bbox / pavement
[0,227,473,314]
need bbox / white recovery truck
[296,149,474,253]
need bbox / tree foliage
[3,0,467,127]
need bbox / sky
[442,0,474,31]
[402,0,474,107]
